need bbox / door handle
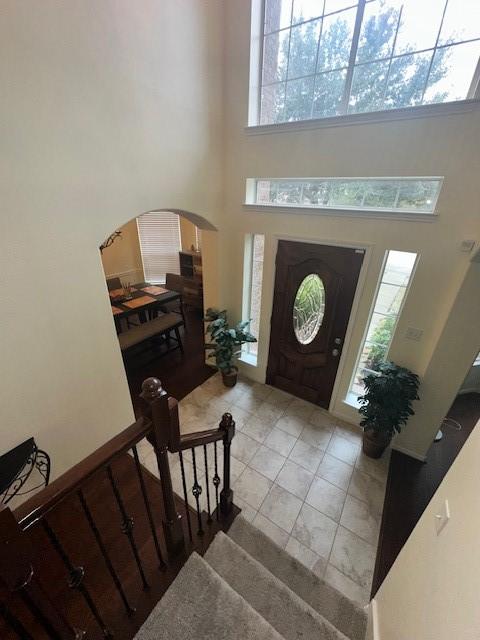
[332,348,340,357]
[334,337,342,345]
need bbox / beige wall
[222,0,480,459]
[0,0,223,479]
[100,219,144,284]
[373,417,480,639]
[180,216,199,252]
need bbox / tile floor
[138,373,390,606]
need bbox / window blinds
[137,212,181,284]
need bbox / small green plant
[204,308,257,374]
[358,361,420,440]
[365,314,396,371]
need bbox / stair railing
[141,376,236,540]
[0,376,236,639]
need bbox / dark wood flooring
[124,306,215,416]
[2,453,239,640]
[372,391,480,596]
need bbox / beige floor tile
[327,434,360,465]
[299,423,333,450]
[340,494,380,545]
[230,456,247,482]
[249,445,286,481]
[285,536,320,570]
[275,414,307,438]
[355,449,391,483]
[329,525,376,589]
[309,408,337,429]
[241,415,274,443]
[234,497,258,523]
[260,484,303,533]
[276,459,314,499]
[305,476,347,522]
[292,503,337,559]
[228,406,253,430]
[284,397,316,421]
[231,431,260,464]
[256,401,286,425]
[334,420,363,445]
[234,393,264,413]
[348,468,386,517]
[288,440,324,473]
[264,427,297,457]
[316,453,353,491]
[264,387,294,410]
[324,564,370,606]
[251,382,274,401]
[234,467,272,509]
[252,512,289,548]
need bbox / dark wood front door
[266,240,364,409]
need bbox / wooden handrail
[15,416,151,531]
[177,427,226,451]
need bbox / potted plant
[204,308,257,387]
[358,361,420,458]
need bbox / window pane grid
[259,0,480,124]
[349,249,417,396]
[253,177,442,213]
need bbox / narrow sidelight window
[243,234,265,361]
[349,249,417,396]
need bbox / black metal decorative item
[0,438,51,505]
[99,230,122,254]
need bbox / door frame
[266,233,374,414]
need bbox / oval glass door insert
[293,274,325,345]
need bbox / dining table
[109,281,182,333]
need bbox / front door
[266,240,364,409]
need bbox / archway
[99,209,219,412]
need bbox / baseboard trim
[369,599,380,640]
[392,443,426,462]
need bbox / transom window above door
[253,0,480,125]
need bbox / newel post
[0,507,84,639]
[219,413,235,516]
[140,378,185,558]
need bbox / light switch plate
[435,499,450,535]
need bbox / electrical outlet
[435,499,450,535]
[405,327,423,341]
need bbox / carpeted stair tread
[134,552,285,640]
[228,516,367,640]
[205,531,350,640]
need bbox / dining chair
[106,276,122,291]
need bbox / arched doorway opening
[99,209,218,413]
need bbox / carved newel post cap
[140,377,165,402]
[220,413,234,428]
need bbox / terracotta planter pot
[221,370,238,387]
[362,430,391,459]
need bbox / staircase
[135,516,367,640]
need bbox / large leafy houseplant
[204,308,257,387]
[358,361,420,458]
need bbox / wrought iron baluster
[0,600,34,640]
[178,451,193,542]
[131,445,167,570]
[106,465,149,591]
[213,442,220,521]
[42,519,111,638]
[77,489,135,617]
[190,448,204,536]
[203,445,212,523]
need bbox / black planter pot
[221,370,238,387]
[362,430,391,459]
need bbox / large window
[137,212,181,284]
[242,234,265,360]
[349,250,417,398]
[251,177,442,213]
[257,0,480,125]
